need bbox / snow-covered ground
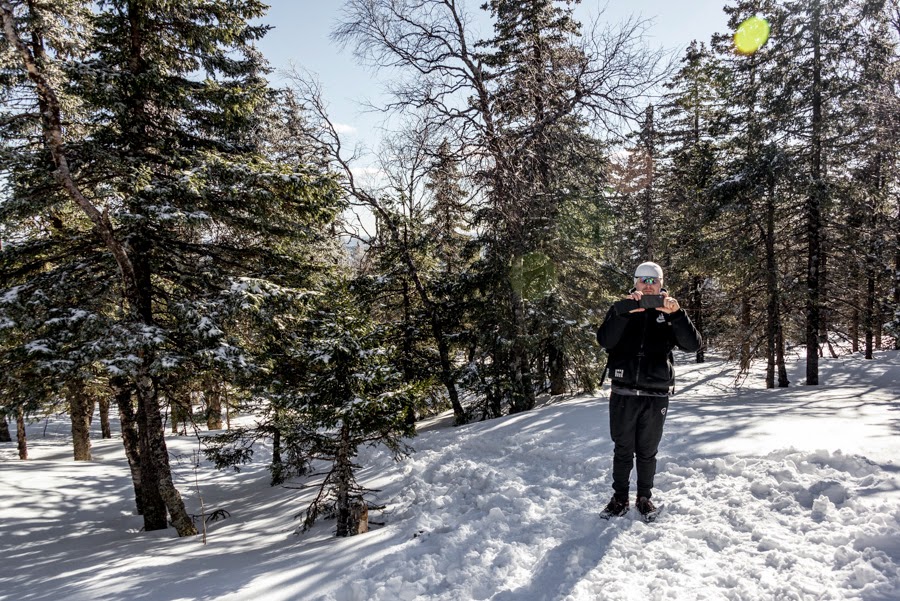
[1,352,898,601]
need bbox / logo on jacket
[657,314,666,323]
[614,369,624,378]
[661,407,667,416]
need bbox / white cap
[634,261,663,280]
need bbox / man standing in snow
[596,261,702,520]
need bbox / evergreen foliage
[2,0,899,541]
[1,0,342,535]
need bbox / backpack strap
[599,364,609,389]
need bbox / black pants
[609,392,669,499]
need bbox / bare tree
[291,73,470,425]
[331,0,669,412]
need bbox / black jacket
[597,300,702,393]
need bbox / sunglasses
[637,276,660,285]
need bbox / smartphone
[613,298,639,315]
[639,294,666,309]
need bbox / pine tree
[1,0,341,535]
[302,289,422,536]
[655,41,727,364]
[704,0,794,385]
[840,0,900,356]
[0,0,98,462]
[335,0,665,413]
[474,0,609,407]
[764,0,866,382]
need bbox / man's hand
[627,291,680,314]
[626,291,645,312]
[657,294,680,314]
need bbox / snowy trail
[1,353,899,601]
[572,451,900,601]
[311,396,900,601]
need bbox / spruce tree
[841,1,900,356]
[292,282,422,537]
[764,0,865,382]
[1,0,341,535]
[475,0,610,407]
[335,0,665,413]
[655,41,727,364]
[706,0,794,385]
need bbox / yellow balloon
[734,16,770,55]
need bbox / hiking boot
[601,495,630,517]
[636,496,656,516]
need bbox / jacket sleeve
[597,304,628,350]
[667,310,702,353]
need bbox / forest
[1,0,898,538]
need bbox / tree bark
[137,363,198,535]
[805,0,823,385]
[740,295,752,372]
[112,376,144,515]
[0,416,11,443]
[134,371,167,529]
[399,278,417,427]
[508,286,535,414]
[548,342,566,395]
[99,397,112,439]
[335,421,356,537]
[171,396,190,435]
[68,380,93,461]
[205,382,223,431]
[776,319,789,388]
[865,261,876,359]
[1,1,195,536]
[764,185,785,388]
[691,275,705,363]
[270,425,284,486]
[895,201,900,350]
[16,405,27,460]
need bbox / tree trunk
[776,320,789,387]
[895,201,900,350]
[134,370,167,529]
[875,308,883,350]
[399,278,417,428]
[171,394,190,435]
[865,262,876,359]
[764,186,780,389]
[16,405,27,460]
[0,416,11,443]
[548,341,566,395]
[136,362,198,536]
[508,285,534,414]
[436,337,466,425]
[691,275,705,363]
[205,382,223,431]
[99,397,112,439]
[335,421,359,537]
[740,295,752,371]
[68,380,93,461]
[640,105,656,259]
[805,0,823,385]
[112,376,144,515]
[270,425,284,486]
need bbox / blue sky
[254,0,732,152]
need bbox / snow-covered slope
[1,353,898,601]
